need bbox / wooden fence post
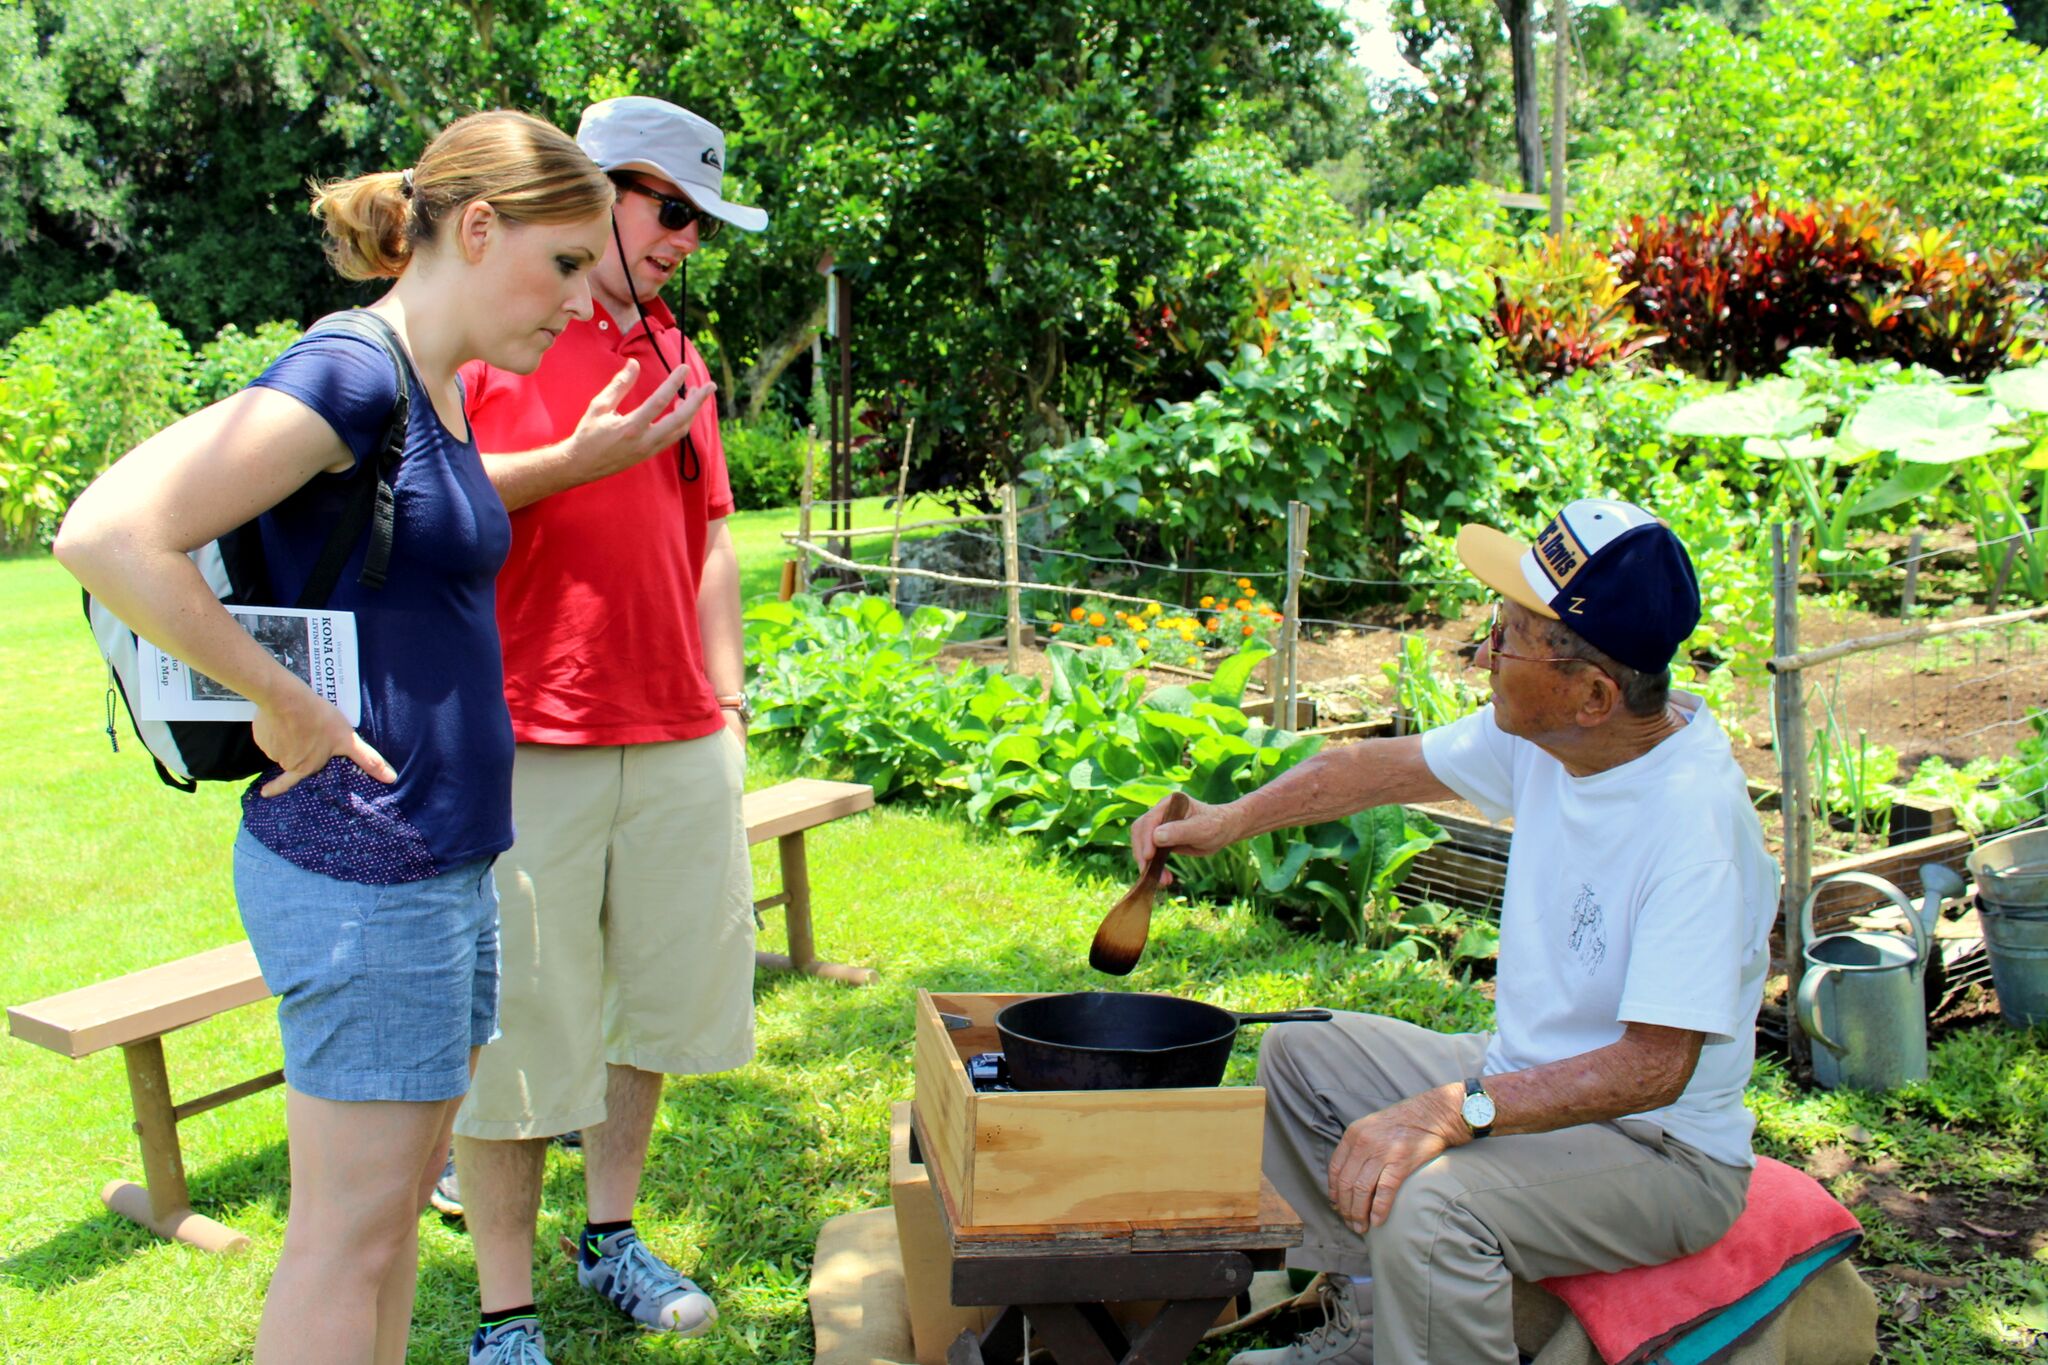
[1772,523,1813,1081]
[1900,530,1924,616]
[1279,502,1309,731]
[1549,1,1570,236]
[796,432,816,595]
[888,419,915,610]
[1001,483,1023,672]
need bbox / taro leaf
[1845,387,2014,462]
[1664,378,1824,440]
[1742,433,1839,463]
[1848,463,1953,517]
[1201,645,1273,708]
[1986,364,2048,415]
[1452,923,1501,962]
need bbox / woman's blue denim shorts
[233,828,500,1103]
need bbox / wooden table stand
[912,1111,1301,1365]
[102,1035,277,1253]
[745,779,880,986]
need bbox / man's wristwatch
[716,694,752,727]
[1460,1076,1496,1140]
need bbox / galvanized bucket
[1797,872,1937,1091]
[1967,827,2048,1029]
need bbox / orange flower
[1088,612,1107,627]
[1205,617,1220,632]
[1048,622,1062,634]
[1236,577,1253,591]
[1242,624,1255,637]
[1095,635,1114,647]
[1200,595,1216,608]
[1235,598,1253,611]
[1069,606,1086,622]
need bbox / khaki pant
[454,733,755,1140]
[1259,1013,1750,1365]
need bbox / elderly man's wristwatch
[1460,1076,1496,1139]
[716,694,752,726]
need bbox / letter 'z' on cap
[1455,498,1702,673]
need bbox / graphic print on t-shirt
[1567,883,1608,974]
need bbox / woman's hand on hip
[253,687,396,797]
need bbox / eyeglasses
[617,180,722,239]
[1484,603,1618,688]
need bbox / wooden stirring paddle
[1089,791,1191,975]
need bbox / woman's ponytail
[309,170,415,281]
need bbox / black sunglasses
[617,180,722,239]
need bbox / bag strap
[294,310,414,605]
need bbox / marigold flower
[1235,598,1253,611]
[1145,602,1162,616]
[1048,623,1062,634]
[1088,612,1106,627]
[1200,595,1216,608]
[1205,617,1220,632]
[1242,624,1255,637]
[1069,606,1086,622]
[1137,638,1151,650]
[1179,629,1196,641]
[1236,577,1253,591]
[1096,635,1114,647]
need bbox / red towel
[1539,1156,1862,1365]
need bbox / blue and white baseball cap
[1456,498,1701,673]
[576,96,768,233]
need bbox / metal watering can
[1795,864,1965,1091]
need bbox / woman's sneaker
[470,1318,550,1364]
[575,1228,718,1336]
[429,1153,463,1218]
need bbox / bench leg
[753,832,878,986]
[101,1038,251,1254]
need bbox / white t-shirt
[1420,693,1778,1167]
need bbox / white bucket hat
[576,96,768,233]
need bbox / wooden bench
[5,776,876,1254]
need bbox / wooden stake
[1280,502,1309,731]
[889,419,915,610]
[797,432,815,595]
[1900,530,1925,616]
[1549,1,1570,236]
[1772,525,1813,1081]
[1001,484,1023,672]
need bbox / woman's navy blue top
[239,327,515,884]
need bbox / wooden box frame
[912,990,1266,1229]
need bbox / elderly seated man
[1133,500,1778,1365]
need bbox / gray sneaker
[1227,1276,1372,1365]
[469,1318,550,1364]
[429,1153,463,1218]
[576,1228,718,1336]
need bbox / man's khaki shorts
[454,731,756,1140]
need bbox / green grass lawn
[2,507,2044,1363]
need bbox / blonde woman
[55,111,707,1364]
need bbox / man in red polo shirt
[450,97,769,1365]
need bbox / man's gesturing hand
[565,359,716,483]
[1326,1089,1466,1235]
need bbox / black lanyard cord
[607,211,701,483]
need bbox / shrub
[721,413,809,511]
[1489,233,1663,386]
[1026,261,1510,596]
[0,366,78,552]
[1611,193,2042,382]
[191,320,302,407]
[0,292,193,475]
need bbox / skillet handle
[1232,1009,1334,1025]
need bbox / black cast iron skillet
[995,991,1332,1091]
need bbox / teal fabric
[1651,1239,1855,1365]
